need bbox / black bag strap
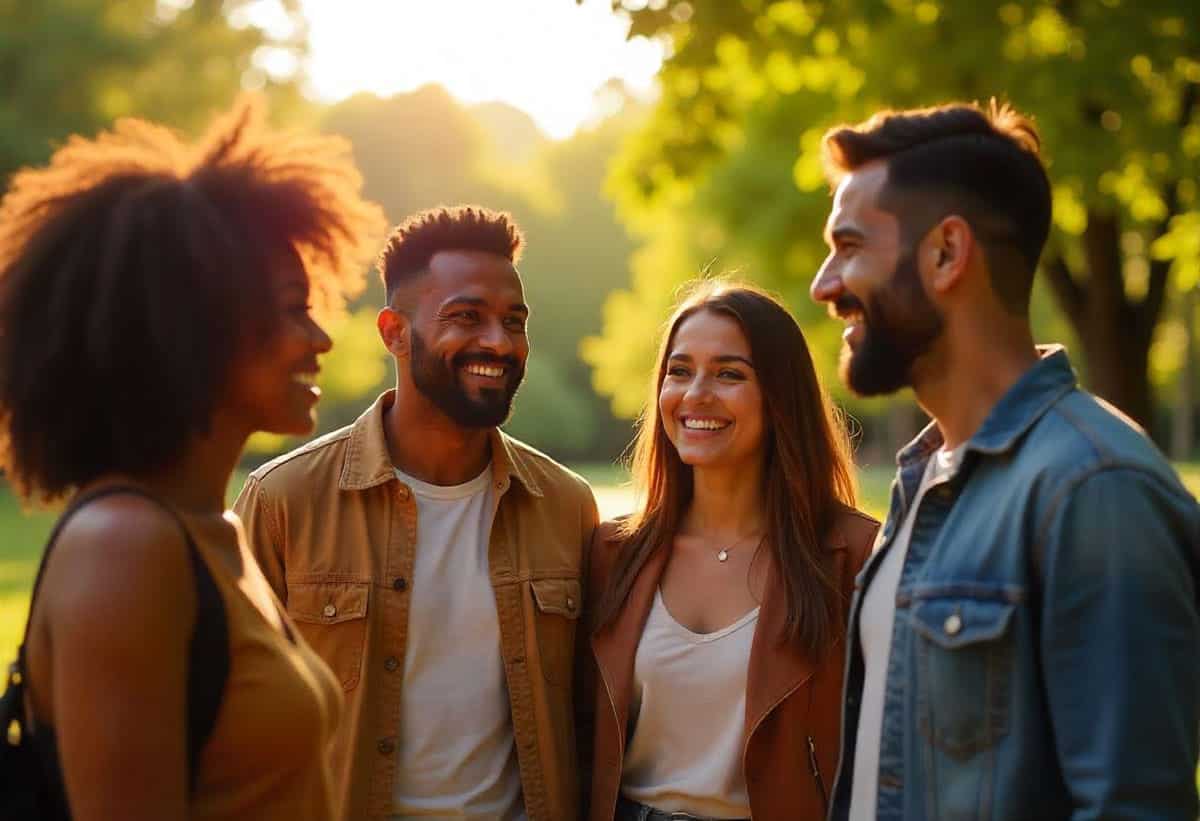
[18,484,229,794]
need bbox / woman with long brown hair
[0,98,383,820]
[582,280,879,821]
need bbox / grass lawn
[1,462,1198,665]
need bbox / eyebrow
[825,224,867,246]
[441,296,529,316]
[668,353,755,368]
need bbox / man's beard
[838,250,944,397]
[409,329,525,428]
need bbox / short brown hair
[377,205,524,303]
[823,100,1051,313]
[0,96,385,503]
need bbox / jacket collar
[896,345,1077,472]
[338,390,544,497]
[591,522,855,750]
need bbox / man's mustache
[832,294,866,320]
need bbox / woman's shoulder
[44,491,198,632]
[587,517,631,582]
[830,504,880,573]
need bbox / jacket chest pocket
[529,577,582,687]
[286,578,370,691]
[911,596,1015,759]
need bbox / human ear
[377,307,409,358]
[926,216,973,294]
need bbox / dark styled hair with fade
[822,100,1052,314]
[0,96,385,504]
[377,205,524,303]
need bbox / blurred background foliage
[589,0,1200,465]
[1,0,1198,474]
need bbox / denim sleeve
[1038,467,1200,820]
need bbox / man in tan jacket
[234,205,598,821]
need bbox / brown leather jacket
[581,508,878,821]
[233,391,598,821]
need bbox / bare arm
[35,496,196,821]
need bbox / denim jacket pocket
[911,596,1015,759]
[530,576,582,687]
[286,577,370,691]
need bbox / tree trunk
[1042,211,1164,436]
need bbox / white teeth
[465,364,504,378]
[684,418,729,431]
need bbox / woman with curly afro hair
[0,97,385,821]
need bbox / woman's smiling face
[658,309,766,472]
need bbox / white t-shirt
[620,588,759,819]
[849,446,963,821]
[390,465,525,821]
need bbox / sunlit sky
[235,0,666,139]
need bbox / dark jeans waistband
[614,795,749,821]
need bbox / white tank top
[620,588,759,818]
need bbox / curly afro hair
[0,95,386,504]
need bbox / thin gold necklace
[714,533,758,563]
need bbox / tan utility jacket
[581,508,878,821]
[234,391,598,821]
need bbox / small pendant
[717,549,729,562]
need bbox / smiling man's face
[405,249,529,428]
[809,161,944,396]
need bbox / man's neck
[384,391,493,486]
[912,324,1038,450]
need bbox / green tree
[587,0,1200,436]
[0,0,306,184]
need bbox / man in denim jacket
[810,100,1200,820]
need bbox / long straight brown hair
[593,280,857,658]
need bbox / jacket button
[566,596,576,611]
[377,739,395,755]
[384,656,399,672]
[322,603,337,618]
[393,577,408,592]
[944,613,963,636]
[397,486,410,500]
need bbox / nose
[477,317,514,357]
[682,372,714,405]
[810,259,842,304]
[309,317,333,354]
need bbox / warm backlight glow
[294,0,665,139]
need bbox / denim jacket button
[322,603,337,619]
[944,613,963,635]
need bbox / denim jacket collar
[338,390,544,497]
[897,346,1077,474]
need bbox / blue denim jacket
[830,349,1200,821]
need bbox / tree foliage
[0,0,306,184]
[587,0,1200,436]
